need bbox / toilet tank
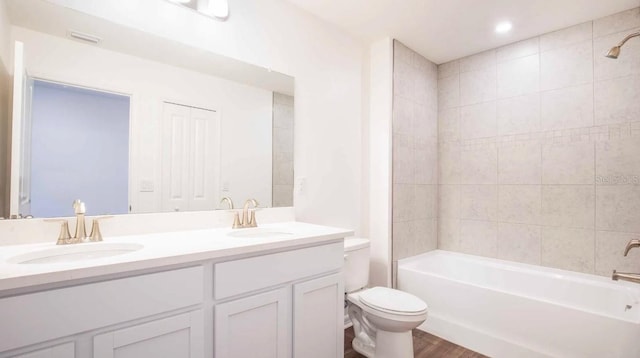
[344,237,370,293]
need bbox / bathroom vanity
[0,222,351,358]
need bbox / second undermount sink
[7,242,144,265]
[226,228,293,239]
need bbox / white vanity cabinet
[93,310,204,358]
[213,242,344,358]
[0,239,345,358]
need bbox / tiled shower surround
[436,8,640,276]
[272,93,294,207]
[391,41,438,265]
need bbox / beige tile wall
[272,93,294,207]
[391,40,438,270]
[437,8,640,276]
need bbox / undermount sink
[7,242,144,265]
[226,228,293,239]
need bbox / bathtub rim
[397,250,640,324]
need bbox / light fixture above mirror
[167,0,229,21]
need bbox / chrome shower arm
[616,31,640,47]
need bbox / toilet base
[352,330,414,358]
[352,336,375,358]
[375,330,414,358]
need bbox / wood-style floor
[344,327,488,358]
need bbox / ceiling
[285,0,640,64]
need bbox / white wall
[13,26,274,213]
[45,0,364,233]
[367,38,393,287]
[0,0,11,218]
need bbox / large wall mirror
[3,0,295,218]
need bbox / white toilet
[344,238,428,358]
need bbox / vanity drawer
[0,266,203,353]
[214,242,343,300]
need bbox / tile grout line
[538,35,544,265]
[592,20,597,274]
[495,50,500,258]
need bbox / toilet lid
[359,287,427,315]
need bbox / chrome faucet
[221,197,243,229]
[241,199,259,228]
[230,199,259,229]
[612,239,640,284]
[612,270,640,284]
[49,200,111,245]
[220,197,234,210]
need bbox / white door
[93,310,204,358]
[11,342,74,358]
[9,41,33,217]
[293,273,344,358]
[161,103,219,212]
[188,107,219,211]
[215,287,291,358]
[161,103,191,212]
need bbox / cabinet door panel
[10,343,74,358]
[94,310,203,358]
[293,273,343,358]
[215,287,290,358]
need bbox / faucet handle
[58,222,72,245]
[89,216,113,242]
[45,219,72,245]
[232,211,242,229]
[248,210,258,227]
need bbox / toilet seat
[358,287,427,316]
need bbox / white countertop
[0,222,353,292]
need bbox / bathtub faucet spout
[612,270,640,284]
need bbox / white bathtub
[397,250,640,358]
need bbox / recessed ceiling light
[495,21,513,34]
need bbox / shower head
[605,31,640,59]
[606,46,621,59]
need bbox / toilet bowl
[344,238,428,358]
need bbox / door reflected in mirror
[3,0,294,218]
